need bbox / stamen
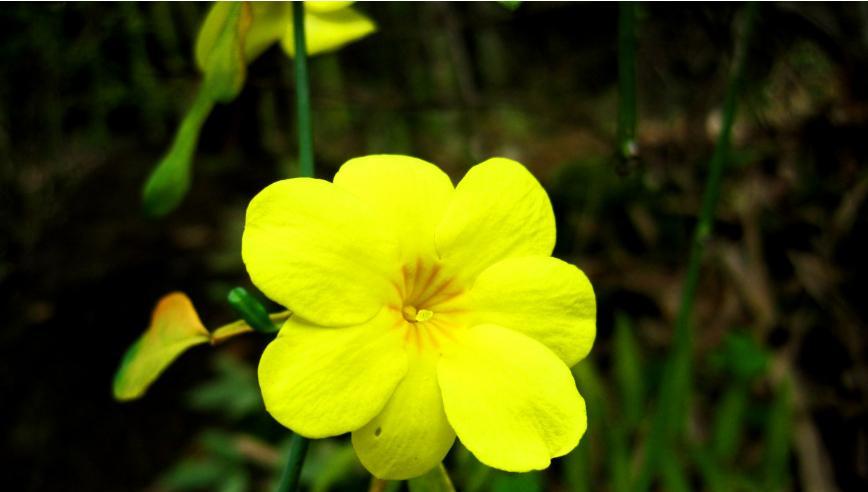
[402,305,418,322]
[415,309,434,322]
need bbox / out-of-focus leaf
[141,87,214,217]
[763,381,793,491]
[711,384,748,461]
[563,439,590,492]
[281,6,376,57]
[709,332,769,381]
[186,354,262,420]
[692,446,726,492]
[407,463,456,492]
[454,443,492,492]
[200,429,244,463]
[660,451,690,492]
[614,312,644,427]
[160,458,224,490]
[498,1,522,11]
[219,471,250,492]
[311,444,361,492]
[491,471,543,492]
[609,426,631,492]
[113,292,210,401]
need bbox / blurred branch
[634,3,759,491]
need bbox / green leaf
[763,381,793,491]
[711,384,748,461]
[614,313,644,427]
[408,463,456,492]
[141,87,214,217]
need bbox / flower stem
[633,3,758,491]
[616,1,638,174]
[276,433,310,492]
[293,0,314,179]
[274,4,314,492]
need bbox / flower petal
[242,178,401,326]
[281,6,377,57]
[352,354,456,479]
[305,1,355,14]
[468,256,596,367]
[113,293,210,401]
[334,155,454,261]
[435,158,556,280]
[437,324,586,472]
[258,308,408,438]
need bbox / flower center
[393,257,468,351]
[402,305,434,323]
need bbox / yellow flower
[244,156,596,479]
[195,1,375,69]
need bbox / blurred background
[1,2,867,491]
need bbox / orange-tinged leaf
[113,292,211,401]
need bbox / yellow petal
[305,1,355,14]
[468,256,596,367]
[242,178,401,326]
[245,2,292,61]
[437,324,586,472]
[113,293,210,401]
[435,158,556,280]
[258,308,409,438]
[281,6,377,57]
[334,155,454,261]
[352,354,456,479]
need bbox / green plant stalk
[616,1,638,163]
[293,0,314,178]
[633,3,758,491]
[275,4,314,491]
[276,433,310,492]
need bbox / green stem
[633,4,758,491]
[276,433,310,492]
[293,0,314,178]
[274,4,314,491]
[616,1,638,169]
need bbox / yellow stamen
[415,309,434,322]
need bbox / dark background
[1,2,867,491]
